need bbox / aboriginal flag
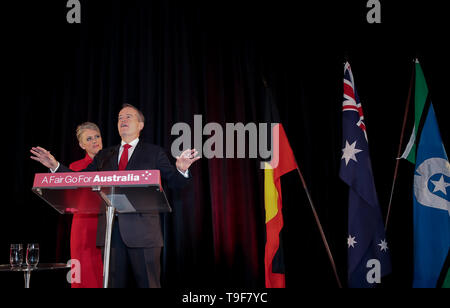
[263,86,298,288]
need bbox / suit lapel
[97,146,119,171]
[111,145,120,171]
[125,140,143,170]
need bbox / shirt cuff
[50,162,60,173]
[177,168,189,178]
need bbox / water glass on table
[26,243,39,269]
[10,244,23,269]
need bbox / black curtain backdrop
[2,0,449,289]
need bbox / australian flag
[339,62,392,288]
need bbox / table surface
[0,263,70,272]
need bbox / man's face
[118,107,144,140]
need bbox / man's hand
[30,146,59,170]
[176,149,200,173]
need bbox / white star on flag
[378,239,389,252]
[431,175,450,195]
[342,140,363,166]
[347,235,357,248]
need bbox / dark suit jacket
[57,141,190,248]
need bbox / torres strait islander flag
[412,104,450,288]
[263,87,298,288]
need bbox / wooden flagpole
[385,62,415,230]
[295,162,343,288]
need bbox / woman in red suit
[69,122,103,288]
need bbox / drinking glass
[10,244,23,268]
[26,243,39,268]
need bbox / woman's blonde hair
[76,122,101,142]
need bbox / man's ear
[139,122,144,131]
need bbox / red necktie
[118,144,132,170]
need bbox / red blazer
[69,154,103,288]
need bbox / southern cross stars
[347,235,357,248]
[347,235,389,252]
[378,239,389,252]
[342,140,363,166]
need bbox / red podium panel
[31,170,171,288]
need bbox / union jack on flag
[343,62,367,141]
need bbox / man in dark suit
[31,104,199,288]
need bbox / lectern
[32,170,171,288]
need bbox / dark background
[1,0,449,290]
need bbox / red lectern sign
[33,170,161,188]
[32,170,171,214]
